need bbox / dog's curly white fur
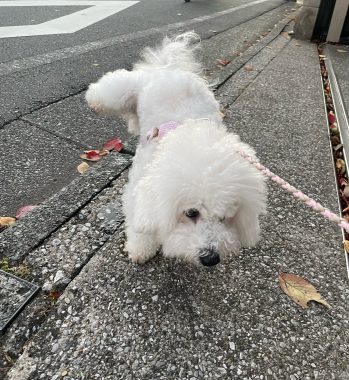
[86,32,266,266]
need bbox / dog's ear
[86,69,139,116]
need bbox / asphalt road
[0,0,290,215]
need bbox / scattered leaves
[278,273,331,309]
[79,137,123,164]
[243,65,254,72]
[16,205,38,220]
[103,138,123,152]
[80,150,102,161]
[216,58,231,67]
[77,162,90,173]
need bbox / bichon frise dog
[86,32,266,266]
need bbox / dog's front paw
[126,240,157,265]
[89,102,103,114]
[128,252,152,265]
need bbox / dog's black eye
[185,208,200,219]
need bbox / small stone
[42,282,53,292]
[229,342,236,350]
[152,295,159,302]
[53,270,65,284]
[52,238,61,246]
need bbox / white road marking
[0,0,282,76]
[0,1,139,38]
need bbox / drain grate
[0,269,39,333]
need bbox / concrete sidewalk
[2,13,349,380]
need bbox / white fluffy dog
[86,32,266,266]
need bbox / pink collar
[146,121,179,143]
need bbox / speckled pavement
[2,27,349,380]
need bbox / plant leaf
[244,64,254,71]
[216,58,231,67]
[328,111,336,124]
[102,138,123,152]
[80,150,102,161]
[344,240,349,252]
[77,162,90,173]
[0,217,16,231]
[278,273,331,309]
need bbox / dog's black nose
[199,249,220,266]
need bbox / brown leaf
[98,149,109,156]
[216,58,231,67]
[80,150,102,161]
[77,162,90,174]
[278,273,331,309]
[0,217,16,229]
[49,291,61,300]
[344,240,349,252]
[102,138,123,152]
[15,205,38,219]
[243,65,254,72]
[336,158,346,175]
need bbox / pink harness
[146,121,179,142]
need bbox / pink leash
[239,150,349,234]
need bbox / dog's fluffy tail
[134,32,202,74]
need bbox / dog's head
[132,120,266,266]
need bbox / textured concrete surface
[0,120,81,216]
[5,38,349,380]
[0,153,131,261]
[24,92,133,150]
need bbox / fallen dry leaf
[77,162,90,174]
[80,150,102,161]
[16,205,38,219]
[98,149,109,156]
[103,138,123,152]
[243,65,254,72]
[278,273,331,309]
[344,240,349,252]
[337,49,347,53]
[216,58,231,67]
[0,217,16,231]
[328,111,336,124]
[336,158,346,175]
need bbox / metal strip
[324,45,349,278]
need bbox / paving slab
[5,38,349,380]
[24,92,133,151]
[0,120,82,216]
[0,152,131,262]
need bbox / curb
[0,153,131,262]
